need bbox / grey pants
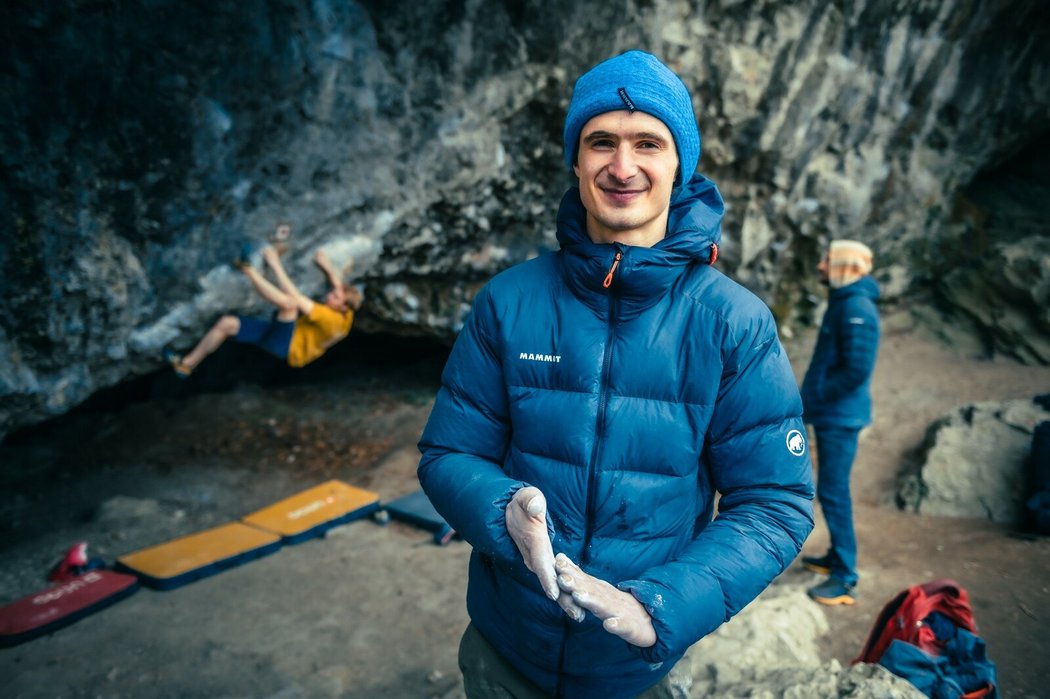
[458,623,680,699]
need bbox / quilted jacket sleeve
[417,285,526,563]
[818,295,880,403]
[620,310,815,664]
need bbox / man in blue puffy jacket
[418,50,815,699]
[800,240,881,607]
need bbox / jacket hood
[830,275,880,302]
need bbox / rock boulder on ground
[897,398,1050,523]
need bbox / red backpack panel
[853,579,978,665]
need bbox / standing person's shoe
[164,349,193,378]
[807,577,856,606]
[801,553,833,575]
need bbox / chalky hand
[555,553,657,648]
[505,487,560,601]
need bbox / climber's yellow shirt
[286,304,354,368]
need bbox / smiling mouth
[599,186,645,203]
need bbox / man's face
[573,110,679,248]
[325,287,348,312]
[326,285,362,312]
[817,253,830,286]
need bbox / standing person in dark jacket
[800,240,881,606]
[418,50,815,699]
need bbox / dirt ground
[1,309,1049,699]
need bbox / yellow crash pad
[116,522,282,590]
[241,479,380,543]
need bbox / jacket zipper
[583,299,617,565]
[602,250,622,288]
[584,244,623,564]
[554,245,622,698]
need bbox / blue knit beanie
[563,50,701,184]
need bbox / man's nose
[606,146,638,182]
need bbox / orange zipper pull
[603,251,622,289]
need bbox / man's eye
[591,139,615,148]
[638,141,661,150]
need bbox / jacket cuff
[618,576,725,663]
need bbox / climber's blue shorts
[235,313,294,360]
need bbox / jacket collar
[555,173,725,319]
[829,275,880,303]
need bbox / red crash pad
[0,569,139,647]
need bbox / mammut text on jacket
[418,173,815,699]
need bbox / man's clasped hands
[505,486,657,648]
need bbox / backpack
[854,579,997,698]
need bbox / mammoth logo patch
[786,430,806,456]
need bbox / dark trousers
[458,623,677,699]
[814,426,861,585]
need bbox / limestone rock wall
[2,0,1049,436]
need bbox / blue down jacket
[800,276,881,429]
[418,173,815,699]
